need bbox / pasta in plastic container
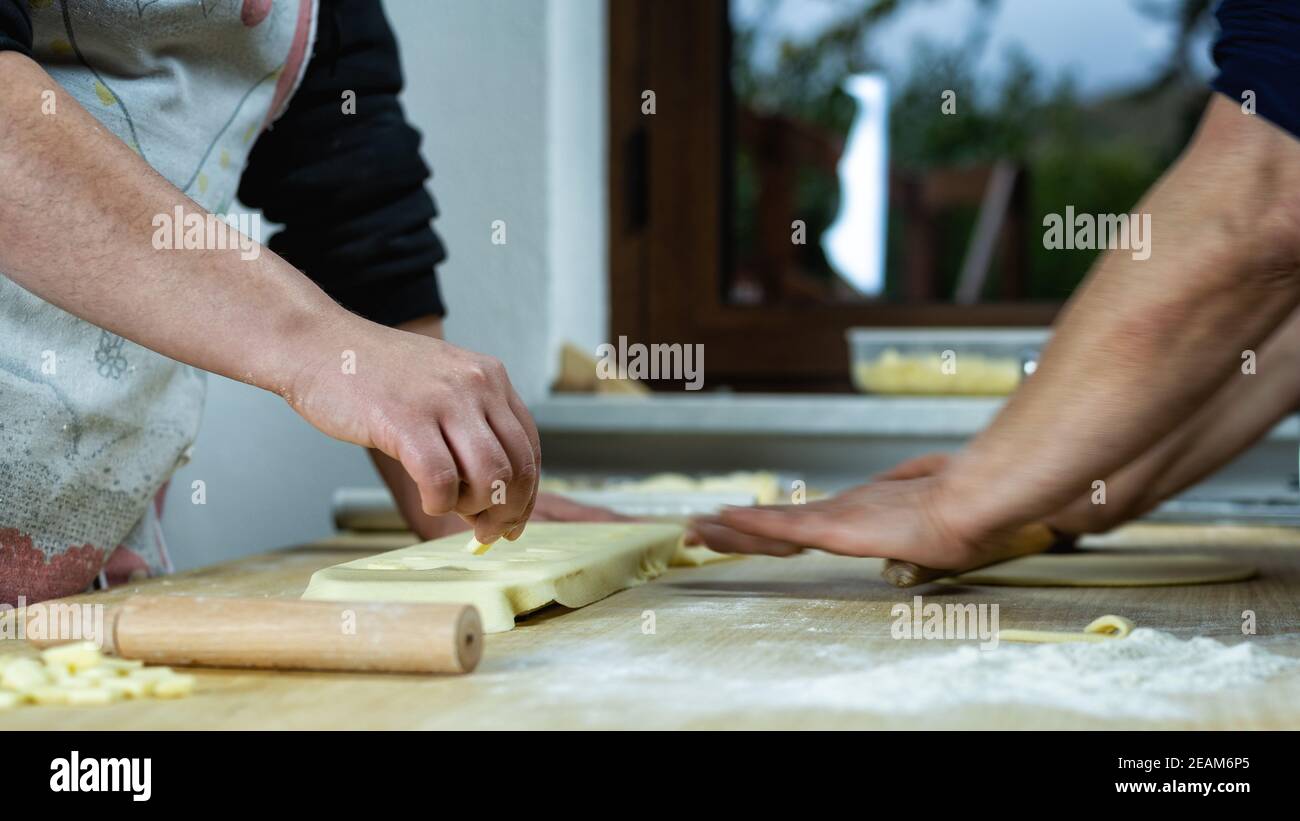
[847,327,1051,396]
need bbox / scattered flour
[482,628,1300,723]
[761,629,1300,720]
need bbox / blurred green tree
[731,0,1214,302]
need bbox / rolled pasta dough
[999,614,1136,644]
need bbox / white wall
[547,0,609,361]
[161,0,607,569]
[397,0,553,401]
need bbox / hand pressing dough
[999,614,1136,644]
[943,553,1254,587]
[302,522,685,632]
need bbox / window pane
[728,0,1215,307]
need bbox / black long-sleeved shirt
[0,0,446,326]
[239,0,447,324]
[1210,0,1300,143]
[0,0,29,58]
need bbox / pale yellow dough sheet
[943,552,1255,587]
[302,523,685,632]
[672,543,738,567]
[319,529,729,567]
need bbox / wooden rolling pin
[332,487,407,532]
[881,523,1073,587]
[24,596,482,675]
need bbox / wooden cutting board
[2,523,1299,730]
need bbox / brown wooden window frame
[607,0,1062,392]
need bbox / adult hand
[692,477,979,567]
[870,451,953,482]
[291,319,540,544]
[378,465,628,542]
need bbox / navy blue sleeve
[0,0,33,58]
[238,0,448,325]
[1211,0,1300,141]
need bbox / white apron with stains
[0,0,316,604]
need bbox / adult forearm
[1139,344,1300,508]
[0,54,539,541]
[1051,307,1300,531]
[0,51,351,394]
[939,96,1300,536]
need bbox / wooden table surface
[3,523,1300,730]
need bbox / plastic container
[846,327,1050,396]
